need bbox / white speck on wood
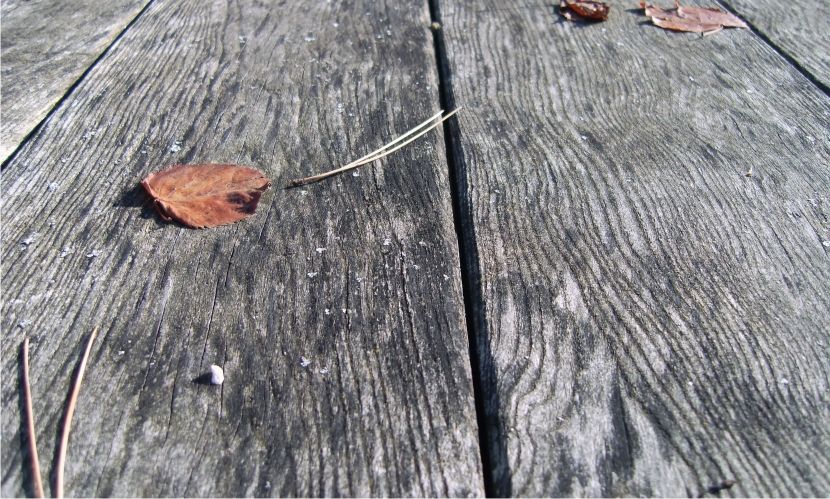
[210,364,224,385]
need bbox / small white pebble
[238,35,247,44]
[169,140,182,153]
[210,364,224,385]
[443,274,450,280]
[325,308,331,315]
[118,350,125,355]
[307,272,318,278]
[300,356,312,367]
[86,250,99,258]
[300,190,308,196]
[316,247,326,253]
[418,241,427,246]
[341,308,347,314]
[779,377,789,385]
[48,182,59,192]
[21,234,38,246]
[822,240,830,247]
[60,247,72,257]
[319,367,329,374]
[352,171,360,177]
[382,238,391,246]
[689,76,695,82]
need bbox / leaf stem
[55,327,98,498]
[21,338,45,499]
[287,108,462,187]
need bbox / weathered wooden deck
[1,0,828,497]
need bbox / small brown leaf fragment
[676,4,747,28]
[652,16,722,33]
[560,0,610,22]
[141,164,271,229]
[640,1,746,33]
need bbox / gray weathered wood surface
[721,0,830,88]
[438,0,830,495]
[1,0,484,496]
[0,0,152,162]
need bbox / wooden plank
[0,0,152,162]
[0,1,484,496]
[720,0,830,88]
[438,0,830,496]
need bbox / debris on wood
[209,365,224,385]
[697,479,736,497]
[640,1,747,34]
[55,327,98,498]
[287,108,461,187]
[21,338,45,498]
[141,164,271,229]
[559,0,610,22]
[21,329,98,498]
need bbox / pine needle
[287,108,462,187]
[55,327,98,498]
[21,337,45,498]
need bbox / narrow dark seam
[1,0,158,171]
[715,0,830,96]
[427,1,509,496]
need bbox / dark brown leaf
[141,164,271,229]
[560,0,610,21]
[640,1,747,33]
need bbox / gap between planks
[0,0,158,171]
[428,0,504,496]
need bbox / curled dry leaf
[560,0,610,22]
[141,164,271,229]
[640,1,747,34]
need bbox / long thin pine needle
[337,110,444,172]
[287,108,461,187]
[55,327,98,499]
[21,338,45,498]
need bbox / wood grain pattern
[0,0,152,162]
[437,0,830,495]
[0,0,484,496]
[720,0,830,88]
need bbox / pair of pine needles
[21,328,98,498]
[287,107,461,187]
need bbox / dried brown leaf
[651,16,722,33]
[141,164,271,229]
[560,0,610,21]
[676,4,747,28]
[640,1,746,33]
